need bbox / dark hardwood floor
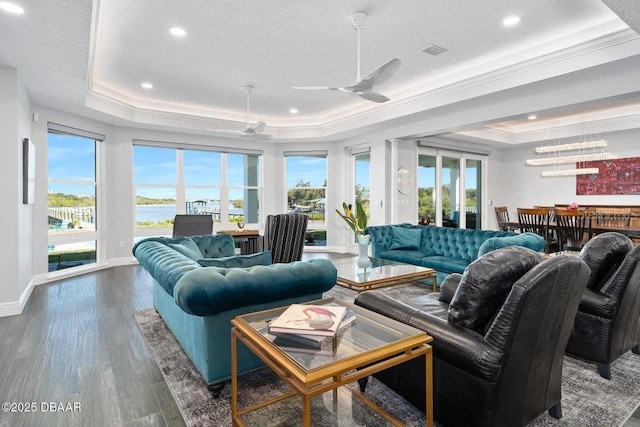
[1,252,638,426]
[0,265,184,427]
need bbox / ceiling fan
[293,12,401,103]
[206,86,272,138]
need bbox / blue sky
[48,134,96,196]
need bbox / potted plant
[336,201,370,268]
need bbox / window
[285,152,327,246]
[134,146,177,232]
[418,154,436,224]
[354,151,370,217]
[47,125,102,272]
[226,153,260,225]
[418,148,486,229]
[134,144,262,237]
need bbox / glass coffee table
[230,298,433,426]
[332,256,438,292]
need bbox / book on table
[269,309,357,349]
[268,304,348,337]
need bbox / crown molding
[85,25,640,141]
[455,110,640,144]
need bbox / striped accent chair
[264,214,308,263]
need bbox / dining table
[504,221,640,236]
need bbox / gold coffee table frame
[333,257,438,292]
[230,299,433,426]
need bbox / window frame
[284,151,328,246]
[133,143,263,238]
[47,124,103,267]
[417,147,488,229]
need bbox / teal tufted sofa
[366,224,545,286]
[132,234,337,392]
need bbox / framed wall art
[576,157,640,195]
[23,137,35,204]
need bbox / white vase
[356,235,371,269]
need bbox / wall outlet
[119,241,125,248]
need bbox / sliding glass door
[418,148,485,229]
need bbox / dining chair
[172,214,214,238]
[517,207,555,253]
[594,208,632,228]
[494,206,512,231]
[554,208,590,251]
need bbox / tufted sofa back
[192,235,236,258]
[132,234,236,295]
[367,224,514,260]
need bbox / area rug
[134,287,640,426]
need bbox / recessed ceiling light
[0,2,25,14]
[503,15,521,27]
[141,82,153,89]
[528,115,537,120]
[168,27,187,37]
[289,108,298,114]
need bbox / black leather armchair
[355,246,590,427]
[566,232,640,379]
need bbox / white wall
[0,66,33,314]
[495,129,640,220]
[17,72,33,299]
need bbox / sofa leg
[358,376,369,393]
[548,402,562,419]
[597,363,611,380]
[632,344,640,355]
[207,382,225,398]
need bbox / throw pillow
[447,246,543,334]
[167,238,202,260]
[389,227,422,251]
[197,250,272,268]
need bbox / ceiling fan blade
[292,86,340,91]
[358,91,390,103]
[361,58,402,88]
[251,121,266,133]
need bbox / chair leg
[597,363,611,380]
[548,402,562,419]
[357,376,369,393]
[632,344,639,355]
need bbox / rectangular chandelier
[541,168,600,177]
[526,152,617,166]
[534,139,607,153]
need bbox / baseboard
[34,256,139,286]
[0,257,140,318]
[0,279,35,317]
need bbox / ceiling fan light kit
[292,11,402,103]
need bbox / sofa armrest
[355,291,503,381]
[174,259,337,316]
[477,232,544,257]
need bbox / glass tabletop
[236,298,428,372]
[332,256,433,284]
